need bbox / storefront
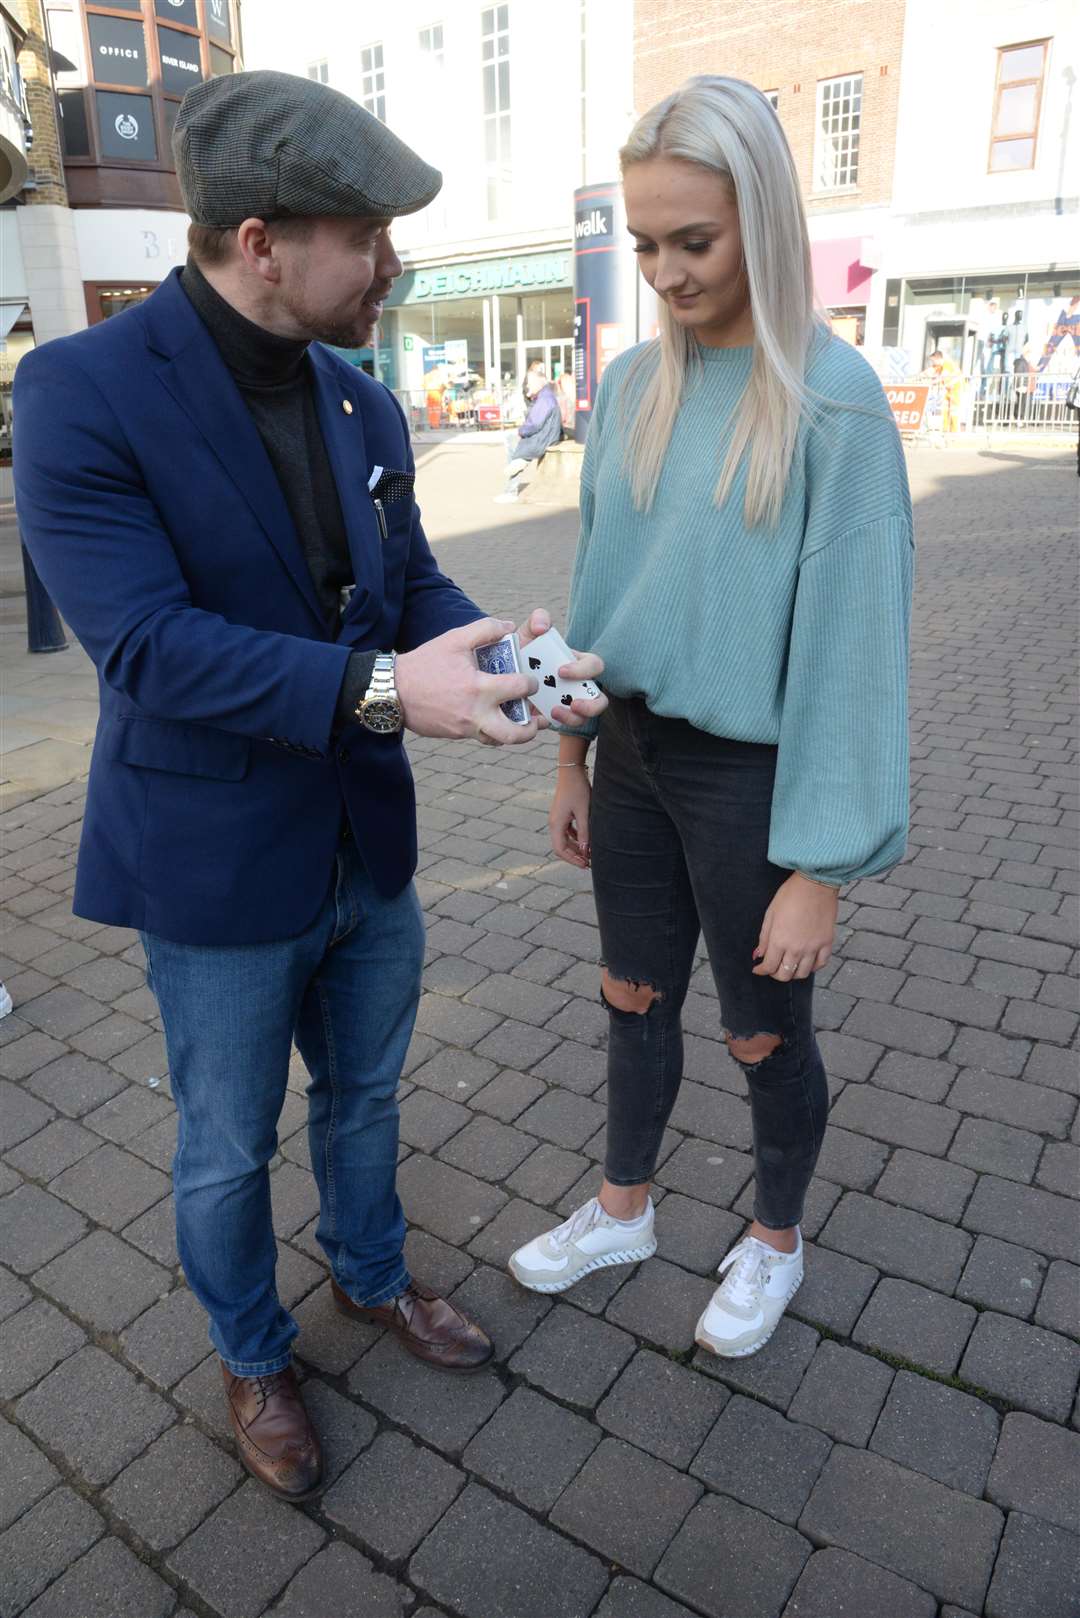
[381,245,573,406]
[882,267,1080,376]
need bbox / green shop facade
[372,245,573,397]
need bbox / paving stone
[830,1086,959,1155]
[48,1142,169,1230]
[15,1345,174,1486]
[397,1153,507,1245]
[1037,1139,1080,1196]
[874,1148,976,1221]
[398,1088,471,1152]
[690,1391,831,1526]
[655,1137,756,1209]
[842,1000,953,1057]
[948,1115,1043,1182]
[122,1193,178,1268]
[103,1421,241,1551]
[819,1192,971,1292]
[593,1579,702,1618]
[870,1369,1000,1497]
[656,1491,812,1618]
[402,1227,474,1298]
[551,1435,702,1579]
[171,1354,232,1443]
[1035,1259,1080,1339]
[693,1315,820,1413]
[957,1234,1048,1319]
[1024,1040,1080,1094]
[510,1301,635,1409]
[531,1038,607,1094]
[125,1112,178,1172]
[323,1428,464,1560]
[871,1051,956,1103]
[463,1386,601,1512]
[347,1332,504,1454]
[985,1412,1080,1534]
[17,985,109,1039]
[830,960,906,1002]
[984,1510,1080,1618]
[668,1080,753,1150]
[4,1116,98,1181]
[67,1011,149,1062]
[473,1017,562,1070]
[781,1547,937,1618]
[465,1195,552,1267]
[168,1479,325,1618]
[270,1541,407,1618]
[423,954,492,995]
[503,1141,588,1205]
[964,1173,1080,1262]
[649,1193,744,1278]
[468,1068,546,1121]
[798,1446,1002,1611]
[20,1534,173,1618]
[959,1309,1080,1420]
[119,1285,215,1387]
[295,1379,377,1488]
[604,1256,716,1354]
[515,1088,605,1150]
[853,1277,976,1376]
[0,1415,60,1532]
[0,1264,31,1325]
[0,1079,52,1152]
[0,1296,86,1399]
[786,1340,893,1446]
[438,1115,537,1181]
[36,1228,170,1334]
[448,1262,550,1360]
[596,1348,729,1468]
[787,1242,879,1336]
[409,1482,608,1618]
[413,993,502,1049]
[948,1066,1074,1137]
[81,1083,172,1146]
[0,1183,87,1273]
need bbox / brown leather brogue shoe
[332,1278,495,1371]
[221,1362,323,1502]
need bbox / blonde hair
[619,75,828,528]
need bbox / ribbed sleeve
[768,515,914,885]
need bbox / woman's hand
[517,609,608,727]
[550,768,592,868]
[752,872,839,981]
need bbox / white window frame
[481,4,511,220]
[814,73,862,192]
[765,89,779,109]
[419,22,444,67]
[307,60,328,84]
[361,42,385,122]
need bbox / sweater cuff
[334,650,378,733]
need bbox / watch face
[363,699,402,734]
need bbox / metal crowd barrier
[970,371,1076,433]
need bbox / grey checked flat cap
[173,69,442,226]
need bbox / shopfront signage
[156,0,197,23]
[89,15,148,89]
[96,90,156,160]
[207,0,232,43]
[575,206,611,241]
[157,26,203,94]
[387,252,570,306]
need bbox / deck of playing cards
[474,632,532,725]
[519,626,602,723]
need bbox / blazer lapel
[142,273,327,630]
[308,348,383,604]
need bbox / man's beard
[279,280,376,348]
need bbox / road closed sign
[885,384,929,432]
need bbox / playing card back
[474,633,531,725]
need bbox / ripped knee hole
[727,1032,783,1066]
[600,969,662,1015]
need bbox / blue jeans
[141,839,425,1375]
[591,697,829,1230]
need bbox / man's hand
[396,618,542,744]
[517,609,608,728]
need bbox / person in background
[509,74,912,1362]
[924,349,963,432]
[556,357,577,431]
[494,360,564,503]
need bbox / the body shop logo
[575,206,612,242]
[115,111,139,140]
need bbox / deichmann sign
[386,252,570,306]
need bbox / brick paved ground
[0,436,1077,1618]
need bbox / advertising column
[572,182,638,444]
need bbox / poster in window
[96,90,157,161]
[206,0,232,44]
[157,26,203,95]
[88,14,148,89]
[155,0,198,26]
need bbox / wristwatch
[356,652,403,734]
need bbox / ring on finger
[781,959,796,972]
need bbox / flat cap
[173,69,442,227]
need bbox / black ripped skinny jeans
[591,697,829,1231]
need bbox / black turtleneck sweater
[179,259,374,726]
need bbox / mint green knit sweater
[564,333,914,887]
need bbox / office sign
[89,14,148,89]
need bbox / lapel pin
[342,399,354,415]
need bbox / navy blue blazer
[13,269,483,945]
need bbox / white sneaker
[509,1197,657,1294]
[695,1229,804,1358]
[0,984,11,1019]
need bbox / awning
[811,238,874,308]
[0,302,26,339]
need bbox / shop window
[46,8,85,85]
[157,25,202,95]
[155,0,197,26]
[57,87,91,157]
[481,4,510,220]
[814,73,861,191]
[307,59,328,82]
[96,89,156,160]
[210,44,234,76]
[361,42,385,121]
[418,24,443,67]
[989,40,1047,172]
[206,0,232,45]
[88,13,149,89]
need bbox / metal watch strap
[366,652,397,702]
